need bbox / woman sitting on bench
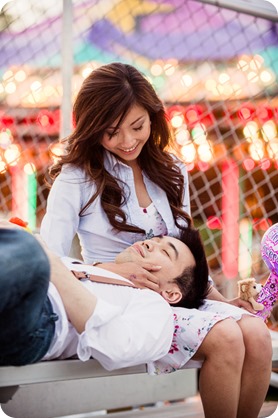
[40,62,272,418]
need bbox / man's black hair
[171,227,209,309]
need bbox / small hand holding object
[228,296,257,314]
[237,278,264,311]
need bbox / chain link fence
[0,1,277,316]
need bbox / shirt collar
[104,150,133,172]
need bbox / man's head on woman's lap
[116,227,209,308]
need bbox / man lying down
[0,222,209,371]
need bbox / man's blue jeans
[0,228,57,365]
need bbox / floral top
[139,202,168,239]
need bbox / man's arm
[0,221,97,332]
[37,239,97,333]
[77,290,174,370]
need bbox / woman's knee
[238,316,272,363]
[195,319,245,365]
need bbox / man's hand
[97,262,161,291]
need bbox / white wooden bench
[1,338,277,418]
[0,361,198,418]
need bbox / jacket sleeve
[40,166,90,257]
[177,159,191,216]
[77,291,174,371]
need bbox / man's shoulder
[133,288,173,314]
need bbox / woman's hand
[97,262,161,291]
[227,297,257,314]
[206,285,257,314]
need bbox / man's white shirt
[43,257,174,372]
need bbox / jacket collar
[104,150,133,172]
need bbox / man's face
[115,236,195,288]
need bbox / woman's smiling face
[101,104,151,165]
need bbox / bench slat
[0,359,147,387]
[1,336,277,388]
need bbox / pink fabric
[256,223,278,321]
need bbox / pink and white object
[256,223,278,321]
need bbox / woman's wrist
[206,285,228,302]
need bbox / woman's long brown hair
[49,62,192,233]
